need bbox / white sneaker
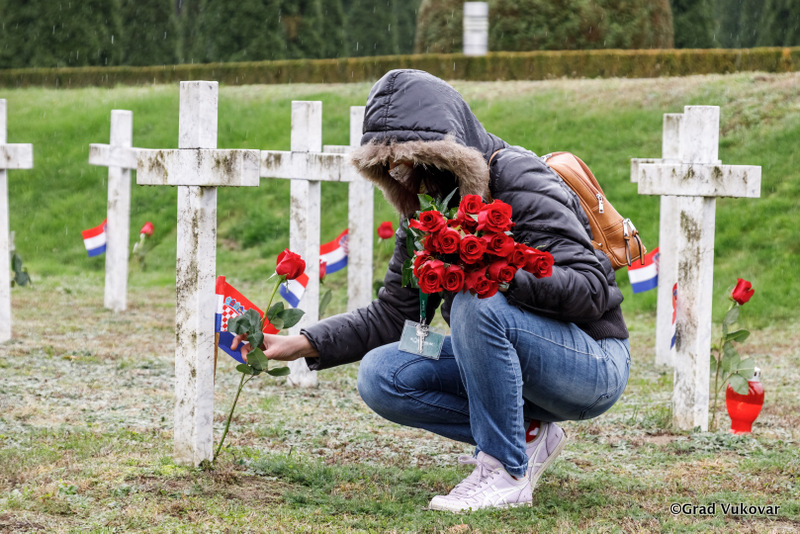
[428,452,532,512]
[525,422,567,489]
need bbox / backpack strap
[488,149,503,167]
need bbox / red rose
[140,221,154,237]
[443,265,465,292]
[409,210,447,233]
[465,268,499,299]
[523,248,554,278]
[423,232,442,254]
[275,249,306,280]
[437,227,461,254]
[416,259,446,294]
[412,251,430,270]
[487,259,517,284]
[459,194,484,215]
[377,221,394,240]
[453,209,478,234]
[508,243,529,269]
[319,260,327,280]
[731,278,754,305]
[481,232,516,258]
[476,200,514,233]
[459,234,487,264]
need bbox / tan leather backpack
[541,151,645,270]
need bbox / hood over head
[350,69,506,216]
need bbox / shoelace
[446,455,492,497]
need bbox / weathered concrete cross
[260,102,372,387]
[0,99,34,343]
[638,106,761,431]
[631,113,683,367]
[137,81,260,465]
[89,110,139,312]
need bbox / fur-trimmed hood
[350,70,507,216]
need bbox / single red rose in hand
[437,227,461,254]
[487,259,517,284]
[481,231,516,258]
[508,243,529,269]
[443,265,465,292]
[476,200,514,233]
[459,234,487,264]
[140,221,154,237]
[409,210,447,233]
[276,249,306,280]
[416,259,446,294]
[377,221,394,240]
[465,268,499,299]
[523,248,554,278]
[731,278,754,305]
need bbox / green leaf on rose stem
[279,308,305,329]
[236,364,255,375]
[733,357,756,377]
[721,342,740,373]
[725,329,750,343]
[723,306,740,327]
[247,348,269,372]
[405,232,415,256]
[402,257,414,288]
[710,355,718,373]
[267,302,285,323]
[247,332,264,354]
[441,188,458,211]
[268,317,284,331]
[728,373,750,395]
[319,289,332,317]
[418,194,435,211]
[267,367,291,377]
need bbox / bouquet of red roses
[402,191,554,299]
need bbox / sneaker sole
[428,500,533,513]
[530,430,568,489]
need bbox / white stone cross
[638,106,761,431]
[136,81,260,466]
[0,99,34,343]
[260,102,372,388]
[631,113,683,367]
[89,110,139,312]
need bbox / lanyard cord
[419,291,429,325]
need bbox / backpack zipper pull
[596,194,604,213]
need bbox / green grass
[1,276,798,532]
[4,73,798,327]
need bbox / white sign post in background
[463,2,489,56]
[89,110,139,312]
[638,106,761,431]
[0,99,34,343]
[136,81,260,466]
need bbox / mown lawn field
[1,72,799,532]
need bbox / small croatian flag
[628,246,659,294]
[215,276,278,364]
[320,229,349,274]
[279,272,308,308]
[279,229,349,307]
[82,219,107,257]
[671,282,677,349]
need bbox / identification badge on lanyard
[397,291,445,359]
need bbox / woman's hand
[230,333,319,363]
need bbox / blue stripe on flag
[87,243,106,257]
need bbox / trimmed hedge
[1,47,797,88]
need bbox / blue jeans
[357,291,630,477]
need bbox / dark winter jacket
[301,69,628,370]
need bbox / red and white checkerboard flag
[215,276,278,364]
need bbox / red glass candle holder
[725,368,764,434]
